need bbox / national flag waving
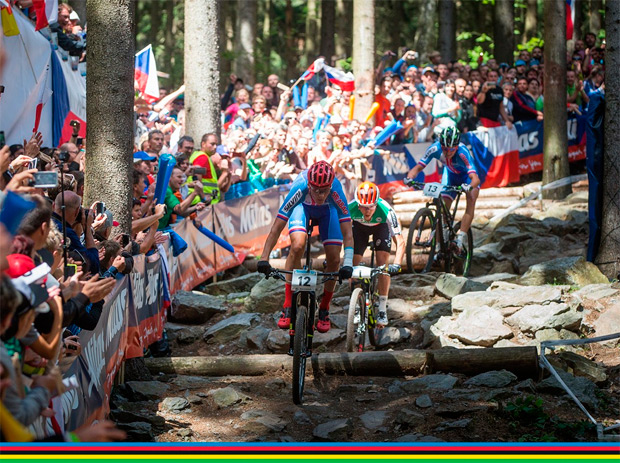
[301,58,325,81]
[322,63,355,92]
[32,0,58,31]
[134,44,160,103]
[566,0,575,40]
[300,57,355,91]
[1,0,20,36]
[33,64,53,133]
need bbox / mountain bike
[404,179,473,277]
[264,220,340,405]
[345,242,393,352]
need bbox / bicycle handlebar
[266,268,342,284]
[403,178,463,193]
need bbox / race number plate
[291,269,318,291]
[423,182,443,198]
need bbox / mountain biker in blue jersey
[406,126,480,255]
[257,161,354,333]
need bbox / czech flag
[32,0,58,31]
[301,58,325,81]
[323,63,355,92]
[566,0,575,40]
[1,0,20,36]
[134,44,160,103]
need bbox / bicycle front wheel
[292,304,309,405]
[406,208,436,273]
[346,287,367,352]
[446,222,473,277]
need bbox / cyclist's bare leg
[375,250,390,327]
[323,244,342,295]
[459,188,479,234]
[286,232,307,273]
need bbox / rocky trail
[112,182,620,443]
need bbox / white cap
[69,11,80,21]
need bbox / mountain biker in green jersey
[349,181,405,327]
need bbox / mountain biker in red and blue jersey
[257,161,354,333]
[406,126,480,255]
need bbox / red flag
[33,65,53,133]
[31,0,58,31]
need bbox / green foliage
[504,395,596,442]
[457,31,495,67]
[336,57,353,73]
[517,37,545,52]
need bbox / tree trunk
[68,0,86,27]
[589,0,603,33]
[523,0,537,43]
[574,0,583,40]
[262,0,272,71]
[148,0,162,49]
[542,0,571,200]
[306,0,319,63]
[438,0,456,63]
[414,0,437,63]
[234,0,257,84]
[220,0,235,85]
[352,0,374,122]
[84,0,134,234]
[335,0,352,59]
[320,0,336,64]
[184,0,220,140]
[494,0,514,65]
[144,347,539,379]
[284,0,295,81]
[164,0,175,82]
[598,0,620,279]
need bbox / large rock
[265,329,289,353]
[161,397,190,412]
[313,418,353,441]
[238,410,287,433]
[435,273,489,299]
[506,302,582,334]
[592,309,620,347]
[520,256,609,286]
[451,285,563,313]
[389,284,434,301]
[573,284,619,301]
[201,273,262,296]
[463,370,517,388]
[449,306,513,347]
[494,214,551,235]
[208,386,250,408]
[166,322,204,345]
[171,291,226,324]
[537,369,599,410]
[244,277,286,313]
[401,374,458,393]
[375,326,411,347]
[241,326,271,350]
[359,410,389,430]
[203,313,261,344]
[125,381,170,401]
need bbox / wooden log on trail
[144,347,539,379]
[392,187,525,204]
[393,199,524,213]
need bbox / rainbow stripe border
[1,442,618,461]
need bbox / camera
[58,151,70,162]
[95,202,106,216]
[193,167,207,175]
[28,171,58,188]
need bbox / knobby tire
[346,287,366,352]
[292,304,308,405]
[406,208,436,273]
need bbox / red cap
[5,254,36,278]
[113,221,120,227]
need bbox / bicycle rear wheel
[445,222,473,277]
[292,304,308,405]
[406,208,436,273]
[346,288,367,352]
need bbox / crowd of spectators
[0,0,607,442]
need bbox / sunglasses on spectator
[139,113,148,117]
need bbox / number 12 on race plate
[291,269,318,291]
[423,182,443,198]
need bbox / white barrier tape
[539,332,620,430]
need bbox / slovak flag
[33,64,53,133]
[134,44,160,103]
[566,0,575,40]
[301,58,325,81]
[31,0,58,31]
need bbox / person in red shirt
[374,76,392,128]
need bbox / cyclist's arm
[408,143,438,179]
[468,171,481,190]
[406,163,424,179]
[259,217,287,261]
[340,220,354,250]
[387,208,405,265]
[393,233,406,266]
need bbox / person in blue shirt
[406,126,480,255]
[257,161,354,333]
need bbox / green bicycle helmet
[439,126,461,148]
